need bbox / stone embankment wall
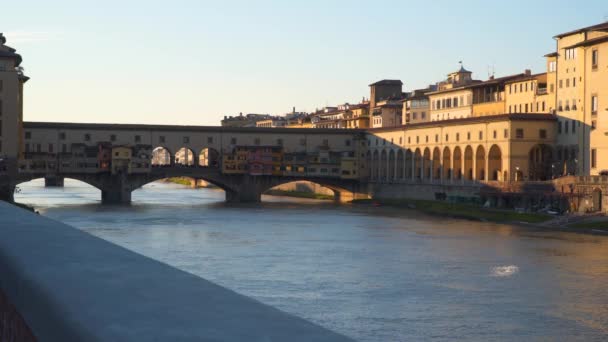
[0,202,353,342]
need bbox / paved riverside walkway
[0,202,353,341]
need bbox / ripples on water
[15,179,608,341]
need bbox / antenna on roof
[487,64,495,79]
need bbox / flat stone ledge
[0,202,353,341]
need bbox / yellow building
[504,72,552,114]
[367,114,556,183]
[549,22,608,175]
[111,146,132,174]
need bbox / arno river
[15,179,608,341]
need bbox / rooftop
[554,21,608,39]
[369,79,403,87]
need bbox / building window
[525,104,528,113]
[408,137,411,144]
[159,136,165,143]
[504,129,508,138]
[573,77,576,87]
[48,143,54,153]
[207,137,213,144]
[592,95,598,115]
[559,80,563,88]
[508,105,511,113]
[550,84,554,93]
[399,137,403,145]
[592,120,597,130]
[566,79,570,88]
[445,134,449,142]
[565,120,569,134]
[84,134,91,141]
[183,136,190,144]
[572,120,576,134]
[278,138,284,146]
[467,132,471,140]
[592,49,599,69]
[516,129,524,139]
[25,131,31,139]
[135,135,141,143]
[435,134,438,142]
[456,133,460,141]
[323,139,329,146]
[416,136,419,143]
[255,138,261,145]
[425,135,429,143]
[421,112,426,119]
[592,149,597,168]
[59,132,66,140]
[110,134,116,142]
[231,137,237,145]
[478,131,483,140]
[493,130,497,139]
[539,129,547,139]
[299,138,306,146]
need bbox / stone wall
[0,202,353,341]
[0,288,37,342]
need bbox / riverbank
[264,189,333,200]
[351,198,553,224]
[351,198,608,235]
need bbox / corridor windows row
[558,99,578,112]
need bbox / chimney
[524,69,531,76]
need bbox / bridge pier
[44,176,64,187]
[99,174,133,205]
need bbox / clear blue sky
[3,0,608,125]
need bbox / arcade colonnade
[367,143,511,183]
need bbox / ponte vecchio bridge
[7,122,370,204]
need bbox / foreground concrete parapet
[0,202,353,341]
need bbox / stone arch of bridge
[262,177,366,203]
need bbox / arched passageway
[388,150,395,181]
[405,149,413,179]
[432,147,441,180]
[380,150,387,181]
[475,145,486,181]
[442,147,451,180]
[529,144,553,181]
[152,147,173,166]
[372,150,379,181]
[175,147,196,166]
[414,149,422,179]
[199,148,220,168]
[488,145,502,181]
[396,150,404,180]
[453,147,462,180]
[464,146,474,180]
[423,148,431,179]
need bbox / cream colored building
[0,33,28,166]
[427,66,477,121]
[403,87,433,125]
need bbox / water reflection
[15,179,608,341]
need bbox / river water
[14,179,608,341]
